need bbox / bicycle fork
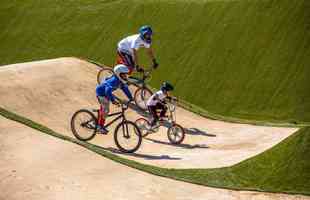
[121,118,130,139]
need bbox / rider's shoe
[96,125,109,134]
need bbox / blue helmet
[139,25,153,44]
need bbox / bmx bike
[70,100,142,153]
[135,98,185,144]
[94,60,153,111]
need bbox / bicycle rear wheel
[114,121,142,153]
[134,87,153,111]
[97,67,114,84]
[71,109,97,141]
[167,124,185,144]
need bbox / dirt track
[0,57,297,169]
[1,116,308,200]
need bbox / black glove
[152,59,159,69]
[136,65,144,72]
[112,100,120,106]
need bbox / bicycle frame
[103,110,125,129]
[128,68,153,88]
[95,104,128,129]
[167,101,177,123]
[154,100,177,127]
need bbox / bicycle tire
[114,121,142,153]
[167,123,185,144]
[135,118,151,137]
[71,109,97,141]
[134,87,153,111]
[97,67,114,84]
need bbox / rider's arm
[147,47,155,60]
[153,93,167,105]
[147,47,158,68]
[105,85,116,102]
[120,84,133,101]
[133,49,139,68]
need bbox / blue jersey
[96,75,133,102]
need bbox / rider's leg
[159,103,168,118]
[116,51,135,74]
[97,96,108,125]
[148,105,159,126]
[102,97,110,119]
[97,96,110,134]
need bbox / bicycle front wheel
[167,124,185,144]
[114,121,142,153]
[71,109,97,141]
[135,118,151,137]
[134,87,153,111]
[97,67,114,84]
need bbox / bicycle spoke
[71,109,97,141]
[114,121,142,153]
[134,88,152,110]
[125,122,130,138]
[167,124,185,145]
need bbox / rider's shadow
[102,146,182,161]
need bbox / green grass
[1,0,310,124]
[1,106,309,195]
[1,0,309,195]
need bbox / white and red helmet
[113,64,129,83]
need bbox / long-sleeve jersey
[117,34,151,56]
[96,75,133,102]
[146,90,167,106]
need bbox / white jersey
[147,90,167,106]
[117,34,151,56]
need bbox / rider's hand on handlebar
[127,99,133,105]
[152,59,159,69]
[136,65,144,73]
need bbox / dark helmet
[160,82,174,92]
[139,25,153,44]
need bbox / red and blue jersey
[96,75,133,102]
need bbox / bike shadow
[93,144,181,161]
[185,128,216,137]
[144,138,209,149]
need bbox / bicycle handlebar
[114,98,131,111]
[138,66,154,78]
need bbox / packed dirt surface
[0,57,298,169]
[1,116,308,200]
